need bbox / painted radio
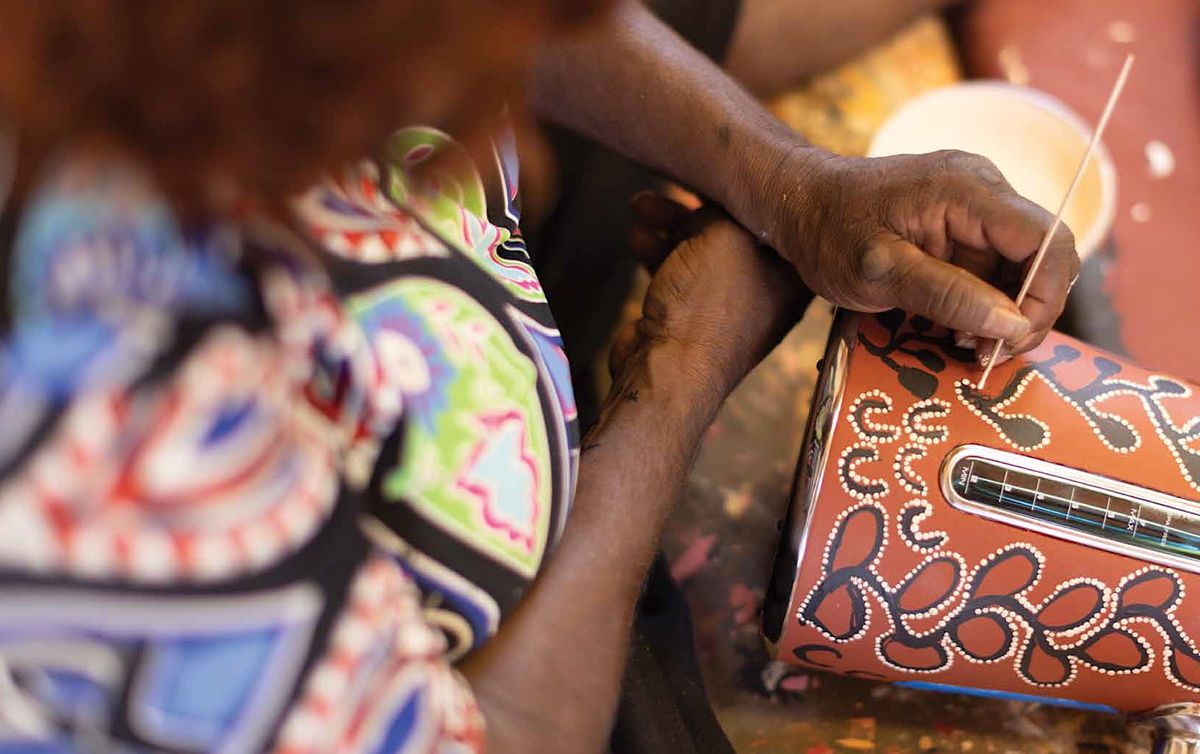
[763,310,1200,752]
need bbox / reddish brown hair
[0,0,609,213]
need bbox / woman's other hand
[770,150,1080,365]
[614,192,813,401]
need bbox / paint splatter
[1085,46,1111,69]
[669,533,716,582]
[780,674,812,693]
[1145,141,1176,178]
[729,583,758,625]
[998,46,1030,85]
[1107,21,1136,43]
[723,485,754,518]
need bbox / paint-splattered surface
[659,14,1165,753]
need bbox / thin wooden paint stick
[977,53,1134,391]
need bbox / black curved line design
[823,504,885,574]
[949,612,1014,662]
[865,311,1200,492]
[793,644,842,668]
[849,395,900,443]
[845,669,888,680]
[1036,582,1104,632]
[791,644,888,681]
[839,447,888,499]
[894,444,927,495]
[898,502,946,551]
[858,311,975,399]
[798,504,1200,688]
[905,401,951,444]
[894,555,961,615]
[956,346,1200,489]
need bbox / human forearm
[460,342,725,754]
[530,0,1075,359]
[460,198,814,753]
[530,0,822,244]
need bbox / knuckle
[1067,248,1082,280]
[1066,247,1081,278]
[935,149,1007,190]
[973,158,1007,188]
[853,242,896,285]
[1057,223,1077,247]
[1050,228,1081,279]
[933,149,972,169]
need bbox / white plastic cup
[867,82,1118,263]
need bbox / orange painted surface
[774,312,1200,713]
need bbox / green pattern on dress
[349,277,553,577]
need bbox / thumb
[868,238,1030,343]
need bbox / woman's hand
[769,150,1080,365]
[613,192,814,401]
[530,0,1075,368]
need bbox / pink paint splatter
[729,583,758,625]
[670,534,716,582]
[780,674,811,693]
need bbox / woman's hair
[0,0,609,212]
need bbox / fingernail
[977,349,1012,368]
[983,307,1030,342]
[956,335,978,349]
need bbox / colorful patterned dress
[0,127,579,753]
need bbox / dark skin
[463,199,808,754]
[460,3,1080,751]
[531,0,1079,365]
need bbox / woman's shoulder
[0,157,265,471]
